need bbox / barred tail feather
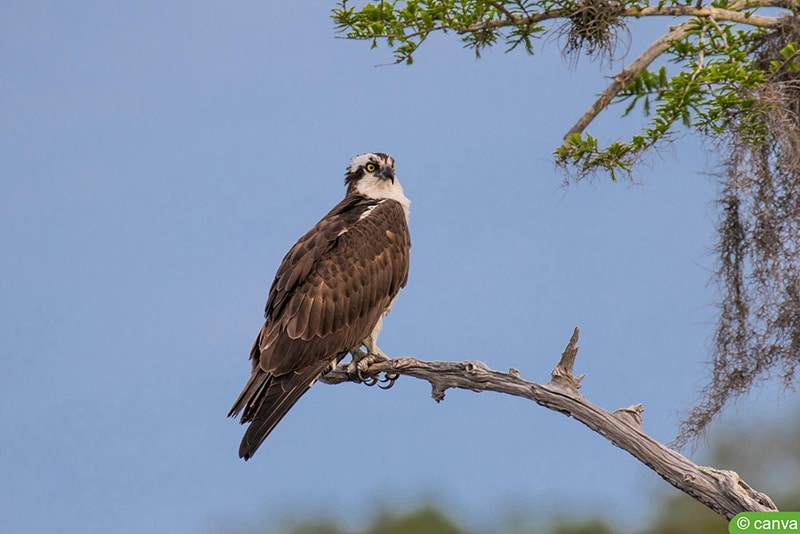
[227,368,271,422]
[236,369,320,460]
[227,335,268,422]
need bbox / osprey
[228,152,411,460]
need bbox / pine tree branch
[320,326,777,520]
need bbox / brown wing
[228,195,410,459]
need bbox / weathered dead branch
[321,326,777,519]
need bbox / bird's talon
[378,373,399,389]
[348,347,394,387]
[357,363,376,385]
[363,374,379,386]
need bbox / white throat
[356,176,411,219]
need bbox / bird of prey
[228,152,411,460]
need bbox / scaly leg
[346,316,398,388]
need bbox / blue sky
[1,3,793,533]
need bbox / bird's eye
[365,163,377,173]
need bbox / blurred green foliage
[287,507,464,534]
[269,412,799,534]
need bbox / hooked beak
[377,166,395,183]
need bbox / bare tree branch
[321,327,777,520]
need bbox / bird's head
[345,152,401,197]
